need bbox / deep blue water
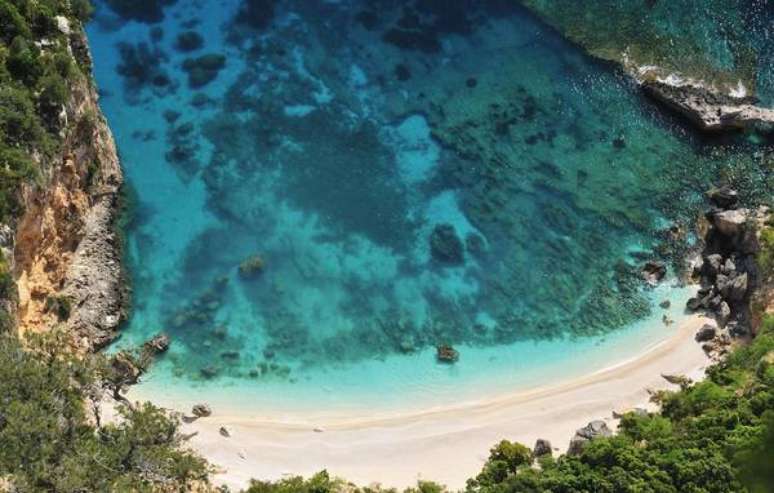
[86,0,771,408]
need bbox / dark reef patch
[175,31,204,52]
[105,0,177,24]
[182,54,226,88]
[115,41,174,100]
[235,0,276,29]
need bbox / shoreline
[121,313,712,490]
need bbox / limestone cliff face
[13,31,126,351]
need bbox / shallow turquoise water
[87,0,771,411]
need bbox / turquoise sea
[86,0,772,415]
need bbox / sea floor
[87,0,770,414]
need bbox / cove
[86,0,766,414]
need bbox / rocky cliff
[10,26,126,351]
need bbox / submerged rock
[182,54,226,88]
[200,365,219,379]
[143,333,170,354]
[238,254,265,279]
[429,224,464,265]
[175,31,204,52]
[436,344,459,363]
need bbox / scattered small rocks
[659,300,671,309]
[219,426,231,438]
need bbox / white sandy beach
[116,313,713,491]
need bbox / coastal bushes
[463,315,774,493]
[0,0,92,222]
[0,332,209,491]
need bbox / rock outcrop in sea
[519,1,774,133]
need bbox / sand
[118,314,713,491]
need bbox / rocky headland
[520,0,774,133]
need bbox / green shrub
[70,0,94,22]
[0,85,47,147]
[6,36,44,85]
[0,332,210,490]
[0,2,31,44]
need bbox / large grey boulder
[707,186,738,209]
[568,420,612,456]
[192,403,212,418]
[533,438,552,457]
[695,324,716,342]
[713,209,747,237]
[723,273,748,302]
[717,301,731,328]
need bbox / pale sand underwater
[112,314,712,491]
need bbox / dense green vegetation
[0,0,93,224]
[0,1,770,492]
[460,315,774,493]
[0,332,209,491]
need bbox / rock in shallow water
[640,260,666,285]
[436,344,459,363]
[429,224,464,265]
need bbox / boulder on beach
[533,438,552,457]
[567,420,612,456]
[695,324,716,342]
